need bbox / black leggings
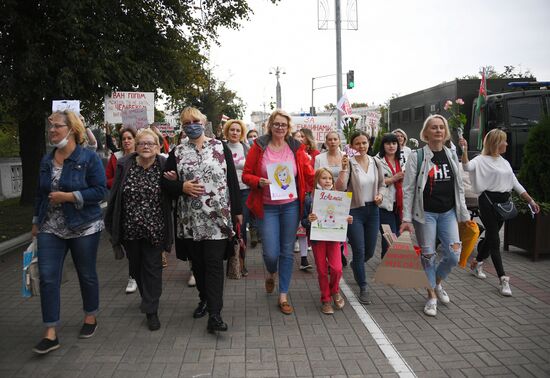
[477,191,509,277]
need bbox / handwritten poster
[310,190,352,242]
[121,108,149,130]
[52,100,80,114]
[266,162,297,200]
[291,116,336,143]
[104,91,154,124]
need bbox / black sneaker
[33,338,60,354]
[207,314,228,333]
[79,322,97,339]
[193,301,208,318]
[146,313,161,331]
[300,257,312,271]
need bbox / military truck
[389,79,550,170]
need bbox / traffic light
[346,70,355,89]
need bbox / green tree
[457,65,535,80]
[1,0,276,204]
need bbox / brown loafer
[279,301,293,315]
[265,277,275,294]
[332,293,345,310]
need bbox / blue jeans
[258,201,299,294]
[379,208,401,258]
[37,231,101,326]
[347,203,380,289]
[413,209,461,288]
[240,189,251,245]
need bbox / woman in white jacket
[400,115,469,317]
[459,129,539,296]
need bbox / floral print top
[174,139,233,241]
[121,159,165,246]
[41,164,104,238]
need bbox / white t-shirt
[314,151,342,179]
[351,156,376,203]
[463,155,525,195]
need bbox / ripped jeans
[413,209,461,288]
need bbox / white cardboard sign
[310,190,352,242]
[104,91,154,124]
[121,108,149,129]
[52,100,80,114]
[291,116,336,143]
[266,162,297,201]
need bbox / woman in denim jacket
[400,115,469,317]
[31,111,107,354]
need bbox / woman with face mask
[31,111,107,354]
[161,107,242,333]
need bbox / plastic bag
[22,238,40,297]
[458,221,480,268]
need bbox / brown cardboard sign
[374,231,430,289]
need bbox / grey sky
[210,0,550,122]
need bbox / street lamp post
[269,66,285,109]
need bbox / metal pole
[335,0,342,130]
[311,77,315,110]
[276,75,282,109]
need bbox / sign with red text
[104,91,154,124]
[292,116,336,143]
[361,110,381,137]
[121,108,149,129]
[153,122,175,137]
[373,231,430,289]
[267,162,298,201]
[310,190,352,242]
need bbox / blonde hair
[48,110,86,145]
[420,115,451,143]
[299,128,317,152]
[267,109,293,138]
[392,128,408,146]
[223,119,247,142]
[135,128,160,146]
[314,167,334,187]
[179,106,207,125]
[274,164,292,187]
[481,129,507,156]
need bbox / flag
[336,93,352,115]
[221,114,230,122]
[476,68,487,150]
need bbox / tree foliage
[0,0,276,203]
[458,65,535,80]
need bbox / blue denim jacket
[33,144,107,229]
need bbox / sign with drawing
[266,162,297,201]
[310,190,352,242]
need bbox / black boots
[193,301,208,318]
[207,314,228,333]
[146,313,160,331]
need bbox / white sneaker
[187,273,196,287]
[435,285,450,304]
[472,261,487,279]
[125,277,137,294]
[424,301,437,317]
[500,276,513,296]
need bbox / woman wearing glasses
[31,111,107,354]
[162,107,242,333]
[105,128,173,331]
[243,110,315,315]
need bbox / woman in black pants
[459,129,539,296]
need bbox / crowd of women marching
[30,108,540,355]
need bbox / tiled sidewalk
[0,231,549,377]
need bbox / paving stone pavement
[0,230,549,377]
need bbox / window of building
[414,106,424,121]
[401,109,410,123]
[391,111,399,124]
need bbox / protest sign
[121,108,149,129]
[291,116,336,143]
[52,100,80,114]
[153,122,175,137]
[373,231,430,289]
[310,190,352,242]
[104,91,154,124]
[266,162,297,200]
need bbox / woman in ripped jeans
[400,115,469,317]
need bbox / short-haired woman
[162,107,242,332]
[459,129,540,296]
[223,119,251,274]
[243,110,315,315]
[400,115,469,317]
[32,111,107,354]
[105,128,173,331]
[335,131,385,305]
[393,128,412,167]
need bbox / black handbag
[484,192,518,221]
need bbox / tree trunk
[18,113,46,205]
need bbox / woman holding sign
[400,115,469,317]
[243,110,315,315]
[336,131,385,305]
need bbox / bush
[519,117,550,204]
